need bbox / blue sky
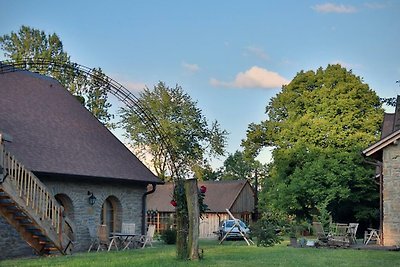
[1,1,399,168]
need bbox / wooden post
[185,178,200,260]
[175,180,188,259]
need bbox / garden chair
[312,222,329,243]
[347,223,359,244]
[364,228,380,245]
[121,223,136,250]
[87,226,99,252]
[329,223,350,247]
[140,224,156,248]
[96,224,118,251]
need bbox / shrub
[251,217,283,247]
[161,229,177,244]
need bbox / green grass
[1,240,400,267]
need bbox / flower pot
[290,237,297,247]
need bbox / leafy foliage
[250,212,283,247]
[0,26,114,127]
[120,81,227,180]
[243,64,384,224]
[161,229,177,244]
[221,150,256,180]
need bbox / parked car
[218,219,250,240]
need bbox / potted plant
[289,225,298,247]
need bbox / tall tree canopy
[243,64,384,225]
[120,81,227,180]
[220,150,268,185]
[0,26,114,127]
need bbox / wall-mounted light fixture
[88,191,96,205]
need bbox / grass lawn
[1,239,400,267]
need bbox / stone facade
[382,141,400,246]
[0,176,146,259]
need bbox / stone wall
[382,141,400,246]
[0,176,147,259]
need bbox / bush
[161,229,177,244]
[251,217,282,247]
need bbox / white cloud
[312,3,357,13]
[245,46,269,61]
[109,73,147,92]
[182,62,200,73]
[123,81,147,92]
[210,66,289,89]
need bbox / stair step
[15,216,28,220]
[14,211,28,217]
[44,247,58,252]
[0,202,15,206]
[25,226,40,231]
[20,222,35,226]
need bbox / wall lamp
[88,191,96,205]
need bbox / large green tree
[120,81,227,260]
[120,81,227,180]
[243,64,384,225]
[0,26,114,127]
[220,150,268,186]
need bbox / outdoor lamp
[88,191,96,205]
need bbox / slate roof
[147,180,254,213]
[0,70,162,184]
[363,95,400,160]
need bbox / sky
[1,1,399,168]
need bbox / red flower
[200,185,207,194]
[170,200,177,207]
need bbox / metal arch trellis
[0,58,182,181]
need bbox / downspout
[142,183,157,235]
[364,159,383,245]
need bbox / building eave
[363,129,400,158]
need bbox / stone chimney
[395,95,400,131]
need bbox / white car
[218,219,250,240]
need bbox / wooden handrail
[1,146,64,235]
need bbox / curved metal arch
[0,58,181,180]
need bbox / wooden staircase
[0,140,73,256]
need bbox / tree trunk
[185,178,200,260]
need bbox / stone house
[0,69,162,259]
[147,179,255,238]
[363,95,400,246]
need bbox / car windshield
[225,220,246,228]
[225,221,235,227]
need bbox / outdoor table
[110,232,138,250]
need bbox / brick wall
[0,177,147,259]
[382,141,400,246]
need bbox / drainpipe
[142,183,157,235]
[364,159,383,245]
